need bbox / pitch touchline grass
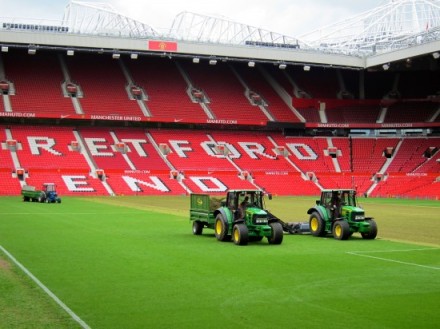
[0,245,90,329]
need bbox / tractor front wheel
[214,214,230,242]
[232,224,249,245]
[361,219,378,240]
[333,220,351,240]
[268,222,284,245]
[309,212,326,237]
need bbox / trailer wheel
[38,192,45,203]
[361,219,378,240]
[192,221,203,235]
[214,214,230,242]
[309,212,326,237]
[268,222,283,245]
[332,220,351,240]
[232,224,248,245]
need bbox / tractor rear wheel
[309,212,326,237]
[232,224,249,245]
[192,221,203,235]
[361,219,378,240]
[214,214,230,242]
[268,222,284,245]
[332,220,351,240]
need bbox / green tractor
[190,189,284,245]
[307,189,377,240]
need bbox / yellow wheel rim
[310,217,319,232]
[234,227,239,242]
[215,220,222,235]
[335,224,342,237]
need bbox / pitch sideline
[347,247,440,271]
[0,245,91,329]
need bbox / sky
[0,0,385,37]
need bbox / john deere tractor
[307,189,377,240]
[190,189,284,245]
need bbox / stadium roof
[61,0,440,56]
[62,1,159,38]
[0,0,439,69]
[301,0,440,55]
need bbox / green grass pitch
[0,196,439,329]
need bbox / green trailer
[190,190,283,245]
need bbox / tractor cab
[42,183,61,203]
[226,190,266,221]
[318,189,362,220]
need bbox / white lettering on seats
[120,139,148,157]
[285,143,317,160]
[200,141,240,159]
[28,137,63,156]
[238,142,277,160]
[190,176,227,192]
[62,175,95,192]
[122,176,170,192]
[169,140,192,158]
[84,138,113,156]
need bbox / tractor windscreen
[341,191,357,207]
[239,191,263,209]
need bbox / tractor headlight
[253,215,268,225]
[355,215,365,220]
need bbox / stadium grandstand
[0,0,439,198]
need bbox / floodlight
[112,53,120,59]
[303,65,310,71]
[130,53,138,59]
[192,57,200,64]
[278,63,287,69]
[209,59,217,65]
[67,50,74,56]
[433,52,440,59]
[248,61,255,67]
[382,63,390,70]
[1,46,8,52]
[28,48,36,55]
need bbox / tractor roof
[322,189,356,193]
